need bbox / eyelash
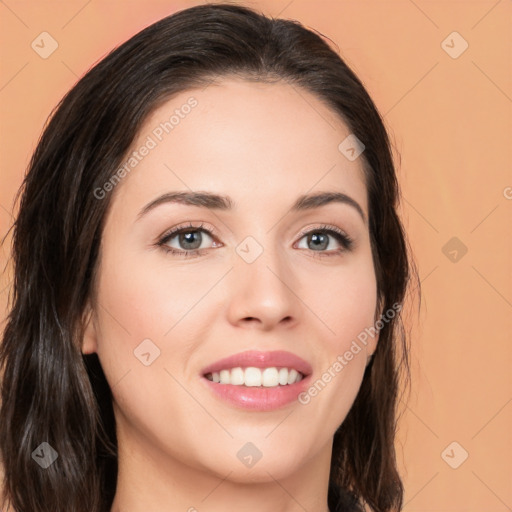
[156,222,354,259]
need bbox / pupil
[180,231,201,250]
[310,233,327,251]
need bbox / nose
[225,241,301,331]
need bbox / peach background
[1,0,511,510]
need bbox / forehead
[111,77,368,217]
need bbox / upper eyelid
[296,224,350,238]
[159,222,218,241]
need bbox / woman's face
[83,77,378,483]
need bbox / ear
[81,301,98,354]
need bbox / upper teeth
[205,367,303,387]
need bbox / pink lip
[200,350,313,376]
[201,376,311,411]
[199,350,313,411]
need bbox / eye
[295,225,353,257]
[156,222,220,258]
[156,222,353,259]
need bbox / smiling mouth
[204,366,304,387]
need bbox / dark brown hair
[0,3,417,511]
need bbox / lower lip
[201,375,311,411]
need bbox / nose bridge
[227,231,300,327]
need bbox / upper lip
[201,350,313,377]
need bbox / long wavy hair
[0,3,417,511]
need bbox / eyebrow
[136,190,366,224]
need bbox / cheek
[94,243,210,344]
[92,243,226,396]
[91,251,201,447]
[300,255,378,350]
[294,253,376,423]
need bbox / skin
[82,77,379,512]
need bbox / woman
[0,3,417,511]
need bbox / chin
[202,447,308,483]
